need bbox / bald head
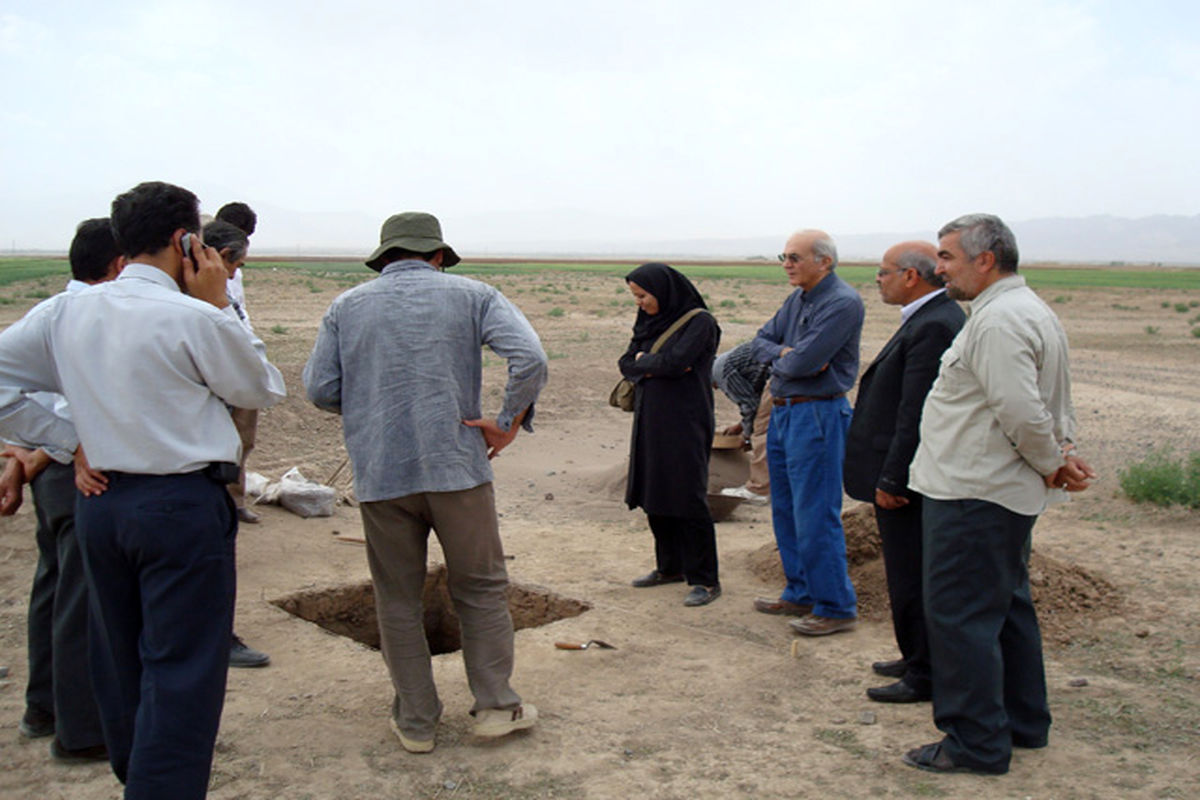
[876,240,944,306]
[780,229,837,290]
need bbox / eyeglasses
[777,253,805,264]
[876,267,912,278]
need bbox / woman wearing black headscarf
[619,263,722,606]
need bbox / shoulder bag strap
[649,308,707,354]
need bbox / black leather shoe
[631,570,684,588]
[867,680,931,703]
[19,706,55,739]
[50,737,109,764]
[871,658,906,678]
[230,633,271,668]
[683,585,721,607]
[1013,733,1049,749]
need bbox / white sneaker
[389,716,434,753]
[719,485,770,505]
[471,704,538,738]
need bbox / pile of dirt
[1030,553,1124,644]
[745,503,1124,639]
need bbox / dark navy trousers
[76,470,236,800]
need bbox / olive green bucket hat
[365,211,461,271]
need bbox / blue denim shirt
[303,260,548,502]
[750,271,864,398]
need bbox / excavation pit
[271,565,591,655]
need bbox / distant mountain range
[433,214,1200,265]
[14,213,1199,265]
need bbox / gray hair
[937,213,1019,273]
[894,248,943,287]
[808,233,839,269]
[202,219,249,263]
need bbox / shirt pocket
[934,351,975,399]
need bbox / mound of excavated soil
[746,502,1123,641]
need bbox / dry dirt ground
[1,265,1198,799]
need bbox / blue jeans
[766,397,857,618]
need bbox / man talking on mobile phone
[0,181,286,799]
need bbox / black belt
[105,462,239,484]
[772,393,845,406]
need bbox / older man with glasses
[750,229,864,637]
[844,241,965,704]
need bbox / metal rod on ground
[325,456,350,486]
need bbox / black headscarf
[625,262,708,343]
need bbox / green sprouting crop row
[4,257,1200,290]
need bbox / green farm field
[3,256,1200,291]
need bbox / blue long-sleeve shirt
[750,271,864,398]
[303,260,548,503]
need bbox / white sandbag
[276,467,337,518]
[244,471,269,499]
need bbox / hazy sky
[2,0,1198,253]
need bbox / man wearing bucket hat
[304,212,548,754]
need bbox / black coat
[843,292,966,502]
[620,312,720,517]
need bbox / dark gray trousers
[923,497,1051,773]
[25,461,104,748]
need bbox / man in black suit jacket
[844,241,965,703]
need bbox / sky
[2,0,1199,255]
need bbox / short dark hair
[110,182,200,258]
[68,218,121,282]
[202,219,249,263]
[216,202,257,236]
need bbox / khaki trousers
[360,483,521,740]
[745,390,773,495]
[227,407,258,507]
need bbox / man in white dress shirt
[0,182,286,800]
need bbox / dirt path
[1,269,1197,799]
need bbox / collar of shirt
[900,288,946,324]
[117,262,182,292]
[380,259,437,276]
[969,273,1026,315]
[800,270,838,302]
[66,279,89,293]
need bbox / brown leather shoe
[789,614,857,636]
[752,597,813,616]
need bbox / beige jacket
[909,275,1076,516]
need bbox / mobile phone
[180,232,195,262]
